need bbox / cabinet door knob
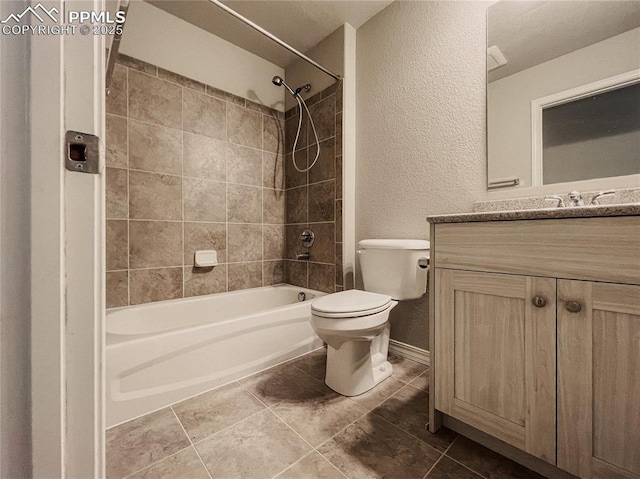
[531,296,547,308]
[565,301,582,313]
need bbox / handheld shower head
[271,76,298,97]
[272,74,320,174]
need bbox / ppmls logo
[1,3,59,24]
[1,2,69,35]
[1,3,125,36]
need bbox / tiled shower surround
[284,82,344,293]
[105,54,344,307]
[105,53,285,307]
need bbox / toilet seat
[311,303,392,318]
[311,290,391,318]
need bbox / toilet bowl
[310,239,430,396]
[311,290,398,396]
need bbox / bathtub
[106,284,324,427]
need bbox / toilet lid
[311,290,392,315]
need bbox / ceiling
[488,1,640,82]
[146,0,394,68]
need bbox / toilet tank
[358,239,430,300]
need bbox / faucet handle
[544,195,565,208]
[300,229,315,248]
[589,190,616,205]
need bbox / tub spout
[296,252,310,260]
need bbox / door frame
[30,0,105,476]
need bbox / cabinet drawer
[433,216,640,285]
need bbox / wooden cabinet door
[558,280,640,479]
[435,269,556,463]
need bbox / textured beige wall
[356,1,489,350]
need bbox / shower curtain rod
[208,0,342,81]
[105,0,130,95]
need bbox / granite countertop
[427,203,640,224]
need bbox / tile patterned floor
[106,349,545,479]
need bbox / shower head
[271,75,308,98]
[272,75,296,97]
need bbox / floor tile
[426,456,483,479]
[196,409,311,479]
[446,436,545,479]
[239,362,329,406]
[105,349,546,479]
[272,384,368,446]
[106,408,190,479]
[349,377,405,411]
[318,413,441,479]
[275,451,345,479]
[127,447,209,479]
[409,369,430,393]
[291,347,327,382]
[373,386,457,452]
[172,381,265,442]
[389,354,429,384]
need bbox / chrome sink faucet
[545,190,616,208]
[544,195,565,208]
[544,191,583,208]
[567,191,584,207]
[589,190,616,205]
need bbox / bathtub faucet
[296,252,310,260]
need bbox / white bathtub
[106,285,324,427]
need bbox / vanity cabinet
[435,269,556,462]
[558,280,640,479]
[429,214,640,479]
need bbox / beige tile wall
[284,82,344,293]
[106,54,286,307]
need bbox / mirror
[486,1,640,190]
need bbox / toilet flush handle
[418,257,429,269]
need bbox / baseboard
[388,340,430,366]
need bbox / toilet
[310,239,430,396]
